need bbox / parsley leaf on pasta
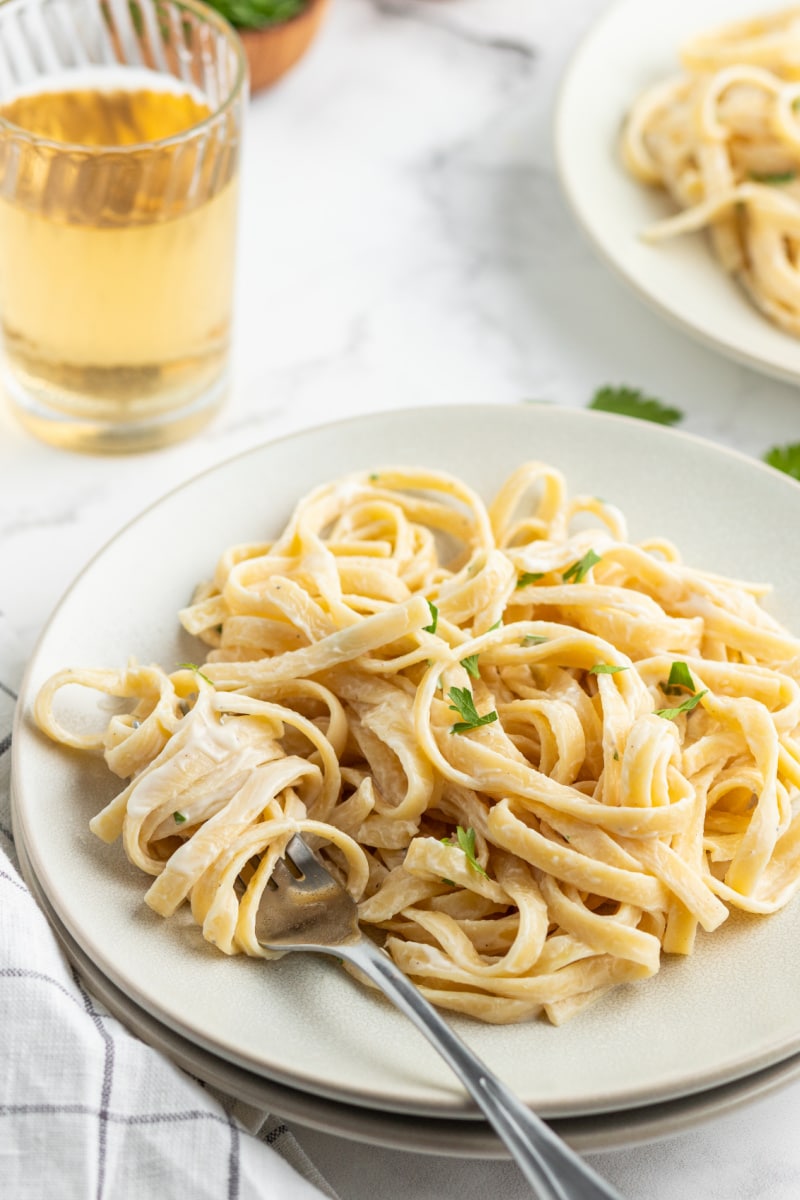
[423,601,439,634]
[655,690,708,720]
[447,687,498,735]
[749,170,797,185]
[460,654,480,678]
[443,826,488,877]
[764,443,800,481]
[664,661,696,694]
[563,550,602,583]
[589,386,683,426]
[589,663,628,675]
[177,662,214,686]
[657,661,705,715]
[456,826,488,876]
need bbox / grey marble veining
[2,2,800,1197]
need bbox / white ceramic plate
[555,0,800,385]
[17,830,800,1158]
[11,404,800,1120]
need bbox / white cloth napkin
[0,681,338,1200]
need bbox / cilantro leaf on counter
[589,386,683,426]
[764,442,800,481]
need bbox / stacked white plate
[12,405,800,1156]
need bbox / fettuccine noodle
[622,7,800,335]
[34,464,800,1025]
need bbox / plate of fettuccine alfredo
[556,0,800,384]
[11,404,800,1124]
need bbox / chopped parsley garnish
[423,601,439,634]
[589,663,628,675]
[663,660,695,695]
[516,572,544,588]
[655,690,708,720]
[589,385,683,426]
[522,634,548,646]
[447,686,498,735]
[173,811,188,824]
[749,170,797,185]
[487,619,503,631]
[562,549,602,583]
[460,654,480,678]
[442,826,488,877]
[764,442,800,481]
[177,662,214,686]
[656,660,706,717]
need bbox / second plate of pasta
[11,403,800,1120]
[556,0,800,385]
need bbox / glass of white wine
[0,0,247,453]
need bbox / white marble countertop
[3,1,800,1196]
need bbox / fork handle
[336,938,624,1200]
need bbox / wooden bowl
[239,0,329,92]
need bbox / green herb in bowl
[211,0,328,92]
[207,0,306,30]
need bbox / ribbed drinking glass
[0,0,247,452]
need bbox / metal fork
[250,835,625,1200]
